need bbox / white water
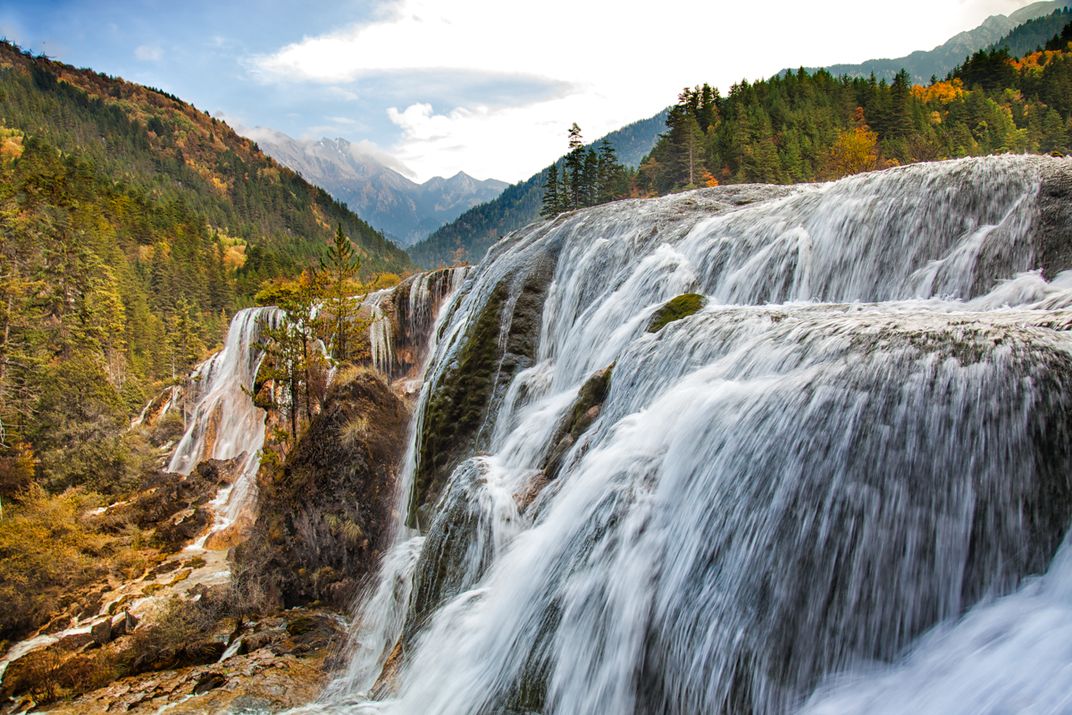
[320,268,473,701]
[800,534,1072,714]
[365,289,396,376]
[313,156,1072,714]
[362,267,471,381]
[168,306,279,543]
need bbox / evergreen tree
[582,148,600,206]
[320,224,362,363]
[565,123,587,210]
[596,140,629,203]
[541,164,560,218]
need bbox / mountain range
[809,0,1071,83]
[407,110,669,267]
[249,131,508,246]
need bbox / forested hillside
[638,27,1072,192]
[0,42,408,286]
[994,7,1072,57]
[814,0,1068,83]
[407,112,667,268]
[0,42,409,498]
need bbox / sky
[0,0,1039,183]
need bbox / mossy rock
[542,364,614,479]
[647,293,706,333]
[231,371,410,612]
[411,282,509,527]
[410,251,558,528]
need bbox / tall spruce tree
[565,123,587,210]
[541,164,561,217]
[320,224,362,363]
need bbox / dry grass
[0,486,158,643]
[339,415,370,446]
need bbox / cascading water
[169,306,279,544]
[315,155,1072,714]
[318,267,474,701]
[366,289,397,376]
[360,267,472,382]
[0,307,280,684]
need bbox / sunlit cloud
[134,43,162,62]
[247,0,1028,182]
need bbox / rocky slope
[232,369,411,612]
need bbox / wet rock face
[1037,158,1072,279]
[231,370,410,612]
[375,268,467,381]
[100,458,241,552]
[540,364,614,483]
[410,249,559,528]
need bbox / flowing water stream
[312,155,1072,714]
[169,306,281,546]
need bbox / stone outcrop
[231,369,410,612]
[410,248,559,527]
[12,608,343,714]
[100,458,241,552]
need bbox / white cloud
[326,86,360,101]
[250,0,1044,182]
[230,119,417,179]
[345,137,416,178]
[134,44,163,62]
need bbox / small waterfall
[318,155,1072,714]
[359,267,472,382]
[366,289,397,376]
[168,306,279,545]
[319,268,473,700]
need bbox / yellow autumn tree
[823,107,880,180]
[911,78,965,105]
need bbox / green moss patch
[411,282,509,527]
[647,293,707,333]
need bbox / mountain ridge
[802,0,1072,83]
[406,109,669,267]
[249,130,508,246]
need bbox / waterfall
[360,267,472,382]
[168,306,279,545]
[366,289,397,376]
[317,267,473,701]
[317,155,1072,714]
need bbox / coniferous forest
[638,20,1072,193]
[0,41,410,500]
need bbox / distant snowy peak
[249,130,507,246]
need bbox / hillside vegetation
[0,41,409,500]
[638,26,1072,193]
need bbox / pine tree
[582,148,599,207]
[541,164,560,217]
[565,123,586,210]
[320,224,362,363]
[596,140,628,203]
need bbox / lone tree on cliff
[321,224,362,363]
